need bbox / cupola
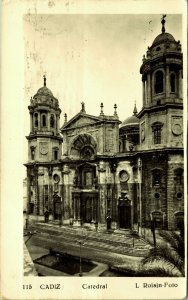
[28,75,61,136]
[119,104,139,152]
[140,15,183,109]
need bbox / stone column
[166,65,170,98]
[179,69,183,99]
[91,197,94,222]
[33,171,39,215]
[78,195,82,221]
[30,113,33,133]
[147,73,151,104]
[48,168,53,218]
[77,196,81,221]
[38,175,44,215]
[26,169,31,213]
[57,114,60,131]
[73,195,76,219]
[38,113,41,131]
[129,183,134,230]
[62,168,71,223]
[47,112,50,131]
[142,80,146,106]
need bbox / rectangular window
[85,171,93,186]
[154,128,161,144]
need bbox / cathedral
[25,17,184,232]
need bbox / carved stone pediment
[61,113,102,131]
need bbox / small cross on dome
[43,74,46,87]
[161,14,166,34]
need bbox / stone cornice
[137,103,183,118]
[26,134,63,141]
[61,119,121,132]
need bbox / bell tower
[25,76,63,215]
[140,15,182,109]
[137,16,184,230]
[138,15,183,150]
[27,75,63,163]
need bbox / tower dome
[120,104,139,130]
[28,74,62,140]
[152,32,175,46]
[119,104,139,152]
[30,75,60,109]
[36,86,53,97]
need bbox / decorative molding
[39,142,48,155]
[119,170,129,182]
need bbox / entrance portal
[118,197,132,229]
[80,192,98,223]
[53,194,61,220]
[119,206,131,229]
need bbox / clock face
[172,123,183,135]
[40,142,48,155]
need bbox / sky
[23,13,182,157]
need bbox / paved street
[24,221,151,276]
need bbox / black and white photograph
[1,0,187,299]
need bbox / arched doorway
[118,196,132,229]
[53,194,62,220]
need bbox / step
[28,224,150,257]
[30,223,149,249]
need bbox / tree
[140,230,184,277]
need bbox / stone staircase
[28,222,151,257]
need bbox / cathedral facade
[25,19,184,231]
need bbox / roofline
[61,112,102,130]
[61,112,121,131]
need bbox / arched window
[80,146,94,160]
[154,71,164,94]
[170,73,176,92]
[53,149,58,160]
[34,113,38,127]
[42,114,46,127]
[50,114,55,128]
